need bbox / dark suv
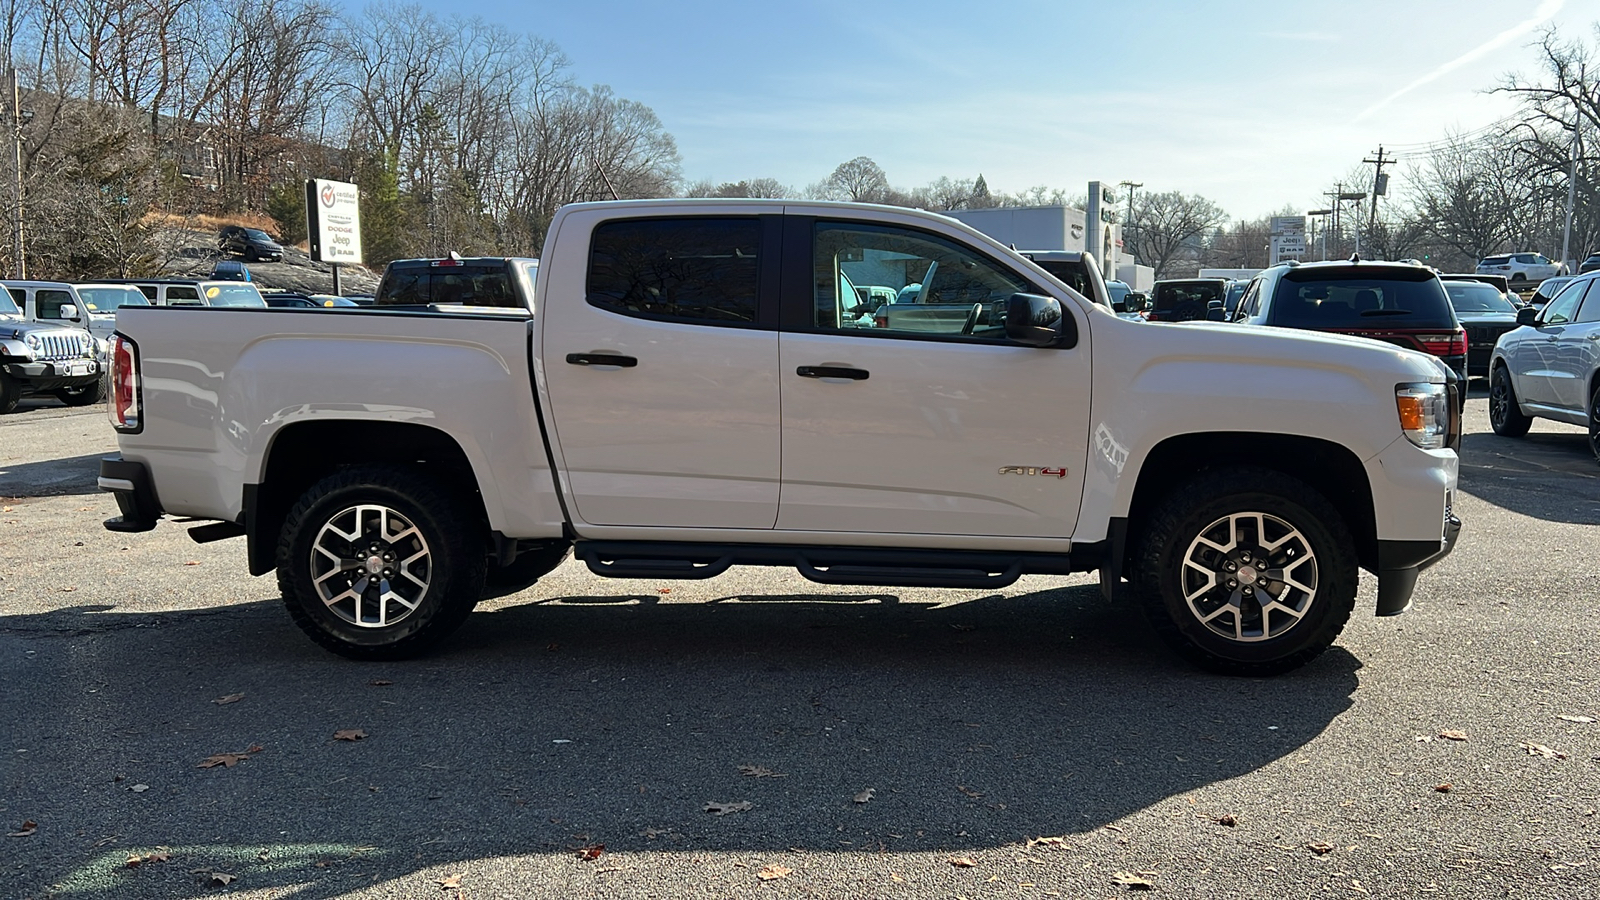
[218,226,284,262]
[1149,278,1229,322]
[373,257,536,308]
[1233,259,1467,396]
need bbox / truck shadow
[0,452,104,499]
[4,584,1359,898]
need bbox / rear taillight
[1416,330,1467,357]
[109,335,140,432]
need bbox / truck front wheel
[1132,467,1357,676]
[277,465,485,660]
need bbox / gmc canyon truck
[99,200,1461,675]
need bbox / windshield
[245,229,275,242]
[1225,281,1248,313]
[1153,280,1225,312]
[0,291,18,315]
[1445,282,1516,313]
[203,283,267,307]
[77,286,150,312]
[1270,268,1456,329]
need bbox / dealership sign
[304,178,363,264]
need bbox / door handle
[796,365,869,381]
[566,352,638,368]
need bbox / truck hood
[1114,319,1450,384]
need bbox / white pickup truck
[99,200,1461,675]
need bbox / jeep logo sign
[304,178,363,264]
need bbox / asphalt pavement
[1,393,1597,899]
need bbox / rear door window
[587,218,761,325]
[1268,269,1456,329]
[166,286,201,305]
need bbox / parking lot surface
[2,395,1597,899]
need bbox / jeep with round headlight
[0,290,105,412]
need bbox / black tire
[1131,467,1358,676]
[54,378,106,406]
[276,464,486,660]
[1489,364,1533,437]
[481,541,571,601]
[1588,382,1600,466]
[0,372,18,414]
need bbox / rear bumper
[99,457,162,532]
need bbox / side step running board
[574,541,1082,587]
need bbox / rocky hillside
[153,226,381,295]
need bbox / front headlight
[24,332,40,353]
[81,334,98,357]
[1396,383,1449,450]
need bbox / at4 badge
[998,466,1068,478]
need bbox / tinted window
[1577,283,1600,323]
[380,269,429,304]
[1153,281,1225,319]
[37,289,76,318]
[166,286,200,304]
[588,218,760,325]
[1444,282,1516,313]
[1268,268,1455,329]
[813,221,1033,338]
[245,229,274,242]
[134,285,157,300]
[430,266,515,307]
[1035,260,1090,297]
[204,284,266,307]
[78,286,149,311]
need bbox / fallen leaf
[125,853,143,868]
[957,785,983,799]
[197,753,249,768]
[210,872,235,885]
[183,561,200,566]
[1435,783,1453,793]
[703,801,753,816]
[436,873,463,889]
[657,588,671,594]
[1558,715,1595,724]
[1027,836,1067,849]
[130,784,149,792]
[1308,842,1334,855]
[1438,730,1468,741]
[756,864,793,881]
[1111,871,1155,889]
[334,729,367,741]
[949,856,977,868]
[7,820,36,837]
[1519,742,1568,759]
[853,788,875,804]
[369,680,393,686]
[1215,814,1238,826]
[739,765,784,778]
[576,844,604,861]
[145,852,169,863]
[212,693,244,705]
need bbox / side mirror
[1206,300,1226,321]
[61,306,81,320]
[1516,306,1538,326]
[1005,293,1072,347]
[1124,292,1148,312]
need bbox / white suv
[1476,252,1565,287]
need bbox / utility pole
[1363,145,1394,237]
[1326,186,1343,257]
[1561,61,1585,274]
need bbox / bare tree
[1127,190,1228,278]
[822,156,889,203]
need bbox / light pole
[7,65,27,279]
[1118,180,1141,262]
[1307,209,1333,261]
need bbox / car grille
[1465,324,1516,348]
[33,332,83,361]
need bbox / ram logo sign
[999,466,1069,479]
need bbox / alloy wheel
[310,504,432,628]
[1180,511,1318,643]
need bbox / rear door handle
[796,365,869,381]
[566,352,638,368]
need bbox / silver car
[1488,270,1600,463]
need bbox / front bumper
[99,457,162,533]
[1374,502,1462,616]
[3,358,101,386]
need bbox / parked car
[218,226,285,262]
[1488,270,1600,462]
[1232,259,1467,397]
[1016,251,1113,310]
[211,260,253,282]
[1580,254,1600,274]
[262,292,360,309]
[1440,273,1523,308]
[100,279,268,308]
[1476,252,1564,287]
[1148,278,1229,322]
[0,290,103,411]
[101,198,1460,676]
[1527,275,1573,310]
[373,256,533,308]
[1442,279,1520,377]
[4,280,107,342]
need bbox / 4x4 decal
[998,466,1068,479]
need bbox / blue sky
[384,0,1595,219]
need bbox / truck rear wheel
[277,464,485,660]
[1132,467,1357,676]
